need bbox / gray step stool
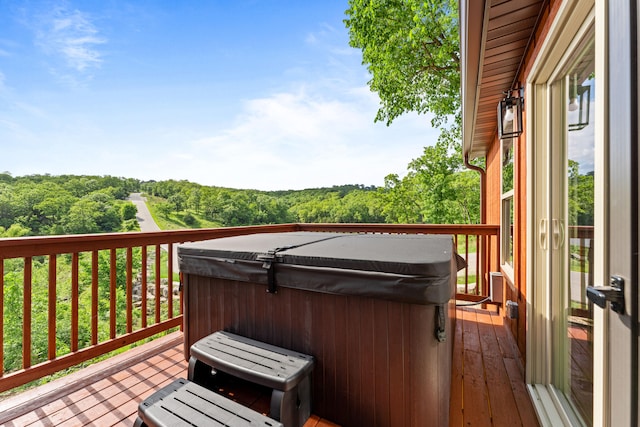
[188,331,314,427]
[134,378,282,427]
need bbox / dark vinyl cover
[178,232,464,305]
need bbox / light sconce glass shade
[568,84,591,131]
[503,107,515,123]
[497,88,523,139]
[568,97,580,111]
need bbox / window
[501,137,514,274]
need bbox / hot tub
[179,232,461,427]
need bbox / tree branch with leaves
[344,0,460,126]
[345,0,479,224]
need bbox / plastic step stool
[188,331,314,427]
[134,378,282,427]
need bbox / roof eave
[460,0,488,160]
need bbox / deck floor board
[0,307,539,427]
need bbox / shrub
[182,212,198,227]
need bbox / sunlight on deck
[0,307,539,427]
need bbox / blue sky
[0,1,438,191]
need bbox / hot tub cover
[178,232,464,305]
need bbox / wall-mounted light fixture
[568,74,591,131]
[497,88,524,139]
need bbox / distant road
[128,193,179,273]
[128,193,160,232]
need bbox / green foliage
[345,1,479,224]
[121,202,138,221]
[0,223,31,237]
[345,0,460,126]
[182,212,198,227]
[378,130,480,224]
[568,160,594,226]
[1,249,147,375]
[141,173,478,228]
[64,196,121,234]
[0,175,141,236]
[155,201,173,218]
[142,181,384,227]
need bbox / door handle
[552,219,564,249]
[538,219,548,250]
[586,275,625,314]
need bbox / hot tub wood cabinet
[179,232,460,427]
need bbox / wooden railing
[0,223,498,393]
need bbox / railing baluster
[168,243,173,319]
[179,271,183,331]
[71,253,79,352]
[155,244,161,324]
[110,249,117,339]
[475,234,481,295]
[91,251,99,346]
[479,234,483,291]
[23,257,32,369]
[48,254,57,360]
[465,235,470,294]
[142,246,147,328]
[126,247,133,333]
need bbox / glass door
[550,32,595,426]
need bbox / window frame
[501,136,515,280]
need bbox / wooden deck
[0,307,539,426]
[450,307,539,427]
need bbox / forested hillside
[0,173,141,237]
[142,181,387,227]
[0,159,481,239]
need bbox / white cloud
[33,3,106,73]
[1,6,439,191]
[167,87,435,190]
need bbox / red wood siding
[483,0,567,362]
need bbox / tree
[344,0,460,126]
[64,196,122,234]
[0,223,31,237]
[568,160,594,226]
[156,201,172,218]
[168,193,186,212]
[345,1,481,225]
[121,202,138,221]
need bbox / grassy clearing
[456,235,477,254]
[161,249,180,283]
[457,273,478,286]
[145,195,221,230]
